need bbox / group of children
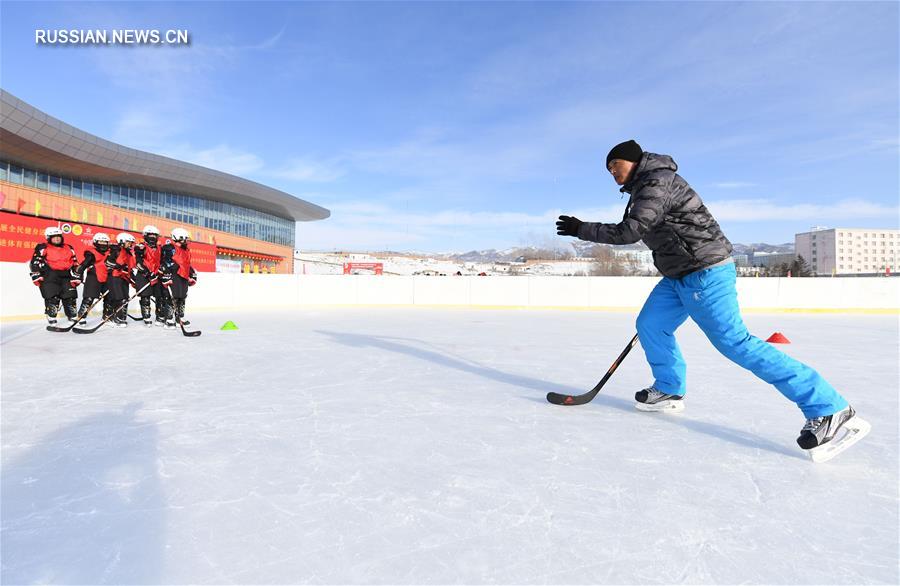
[29,224,197,329]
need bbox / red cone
[766,332,791,344]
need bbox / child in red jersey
[135,225,167,327]
[28,226,79,325]
[73,232,112,324]
[105,232,137,328]
[160,227,197,328]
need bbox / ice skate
[797,405,870,463]
[635,387,685,413]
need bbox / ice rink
[2,308,898,585]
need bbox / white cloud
[710,182,757,189]
[156,144,265,176]
[706,198,900,223]
[270,157,345,182]
[294,198,629,252]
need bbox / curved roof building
[0,89,329,273]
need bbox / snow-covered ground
[293,252,647,277]
[2,309,897,584]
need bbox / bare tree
[588,245,627,276]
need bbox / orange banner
[0,211,217,272]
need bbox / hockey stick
[46,291,110,333]
[73,282,152,334]
[546,334,640,405]
[178,318,201,337]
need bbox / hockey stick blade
[179,319,201,337]
[547,334,639,406]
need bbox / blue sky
[2,1,898,252]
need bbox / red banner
[0,211,217,271]
[343,262,383,275]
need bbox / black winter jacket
[577,152,732,278]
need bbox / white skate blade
[808,416,871,463]
[635,399,685,413]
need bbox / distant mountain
[317,241,794,261]
[732,242,794,255]
[452,246,546,263]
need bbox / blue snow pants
[635,262,848,418]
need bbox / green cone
[220,320,239,331]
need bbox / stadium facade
[0,89,329,274]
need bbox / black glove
[556,215,583,237]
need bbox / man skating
[555,140,869,462]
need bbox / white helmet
[171,227,190,242]
[92,232,111,244]
[44,226,63,239]
[142,225,160,236]
[116,232,136,245]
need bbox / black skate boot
[797,405,870,463]
[63,298,78,323]
[140,297,153,326]
[45,298,60,325]
[115,306,128,328]
[635,387,685,413]
[174,298,187,326]
[76,298,92,324]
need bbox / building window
[60,178,71,196]
[49,175,60,193]
[23,168,35,187]
[0,161,7,181]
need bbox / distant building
[612,248,655,273]
[1,90,329,274]
[751,251,796,268]
[732,254,750,267]
[796,227,900,275]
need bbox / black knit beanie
[606,140,643,167]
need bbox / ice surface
[2,309,898,584]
